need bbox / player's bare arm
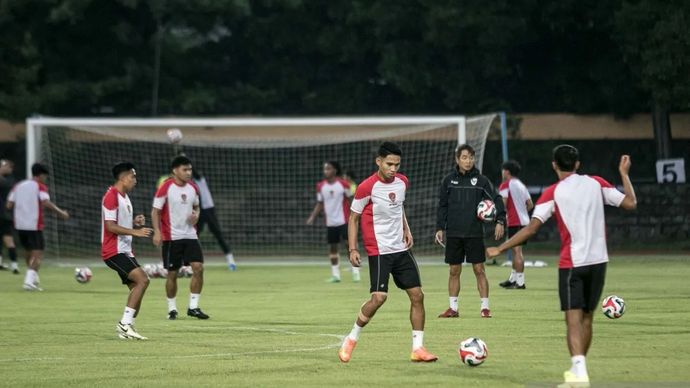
[6,199,13,210]
[348,211,361,267]
[105,220,153,238]
[151,207,162,246]
[306,202,323,225]
[133,214,146,227]
[403,208,413,248]
[526,198,534,211]
[618,155,637,210]
[187,204,200,225]
[486,217,543,258]
[43,200,69,220]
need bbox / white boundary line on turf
[0,327,344,363]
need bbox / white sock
[24,269,37,285]
[480,298,490,310]
[516,272,525,286]
[509,270,516,282]
[351,266,360,275]
[348,322,363,341]
[449,297,459,312]
[167,297,177,312]
[571,355,587,377]
[331,264,340,279]
[412,330,424,350]
[226,253,235,264]
[189,293,200,309]
[121,307,136,325]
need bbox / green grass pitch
[1,255,689,387]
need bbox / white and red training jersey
[350,173,409,256]
[316,178,352,227]
[153,178,200,241]
[532,174,625,269]
[499,177,531,227]
[101,186,134,260]
[7,179,50,231]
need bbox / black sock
[9,247,17,262]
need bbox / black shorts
[559,262,607,312]
[105,253,141,285]
[162,239,204,271]
[445,237,485,264]
[0,219,13,236]
[369,250,421,293]
[327,225,348,244]
[507,226,527,246]
[17,230,44,251]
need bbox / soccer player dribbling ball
[102,162,154,340]
[306,161,360,283]
[338,142,438,363]
[152,155,210,320]
[7,163,69,291]
[486,146,637,387]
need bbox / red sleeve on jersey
[499,181,508,191]
[590,175,614,188]
[103,188,118,210]
[536,183,557,205]
[316,180,325,192]
[354,175,376,200]
[338,179,350,191]
[155,179,172,197]
[397,174,409,188]
[189,181,201,196]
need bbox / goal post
[25,114,501,260]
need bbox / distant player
[342,169,358,196]
[338,142,438,363]
[487,146,637,387]
[0,159,19,273]
[102,162,154,340]
[152,155,210,320]
[7,163,69,291]
[435,144,505,318]
[306,161,359,283]
[193,170,237,271]
[498,160,533,289]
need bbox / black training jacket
[436,166,506,238]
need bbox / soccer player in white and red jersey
[338,142,437,363]
[102,162,154,340]
[487,145,637,387]
[498,160,533,289]
[306,161,359,282]
[151,155,210,320]
[6,163,69,291]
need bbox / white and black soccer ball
[142,264,156,278]
[178,265,193,278]
[155,264,168,278]
[458,337,488,366]
[75,267,93,284]
[476,199,497,222]
[166,128,183,144]
[602,295,625,319]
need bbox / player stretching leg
[498,160,533,289]
[0,159,19,274]
[7,163,69,291]
[487,148,637,387]
[152,156,210,320]
[306,161,359,283]
[338,142,437,363]
[102,163,154,340]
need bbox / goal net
[27,115,498,261]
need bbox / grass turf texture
[0,255,689,387]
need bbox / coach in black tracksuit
[435,144,506,319]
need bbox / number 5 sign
[656,159,686,183]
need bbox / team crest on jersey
[181,193,187,203]
[471,177,478,186]
[388,192,396,203]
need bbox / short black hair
[325,161,342,176]
[112,162,136,180]
[455,144,475,157]
[502,160,521,177]
[31,163,49,176]
[378,142,402,158]
[553,144,579,172]
[170,155,192,170]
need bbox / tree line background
[1,0,689,121]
